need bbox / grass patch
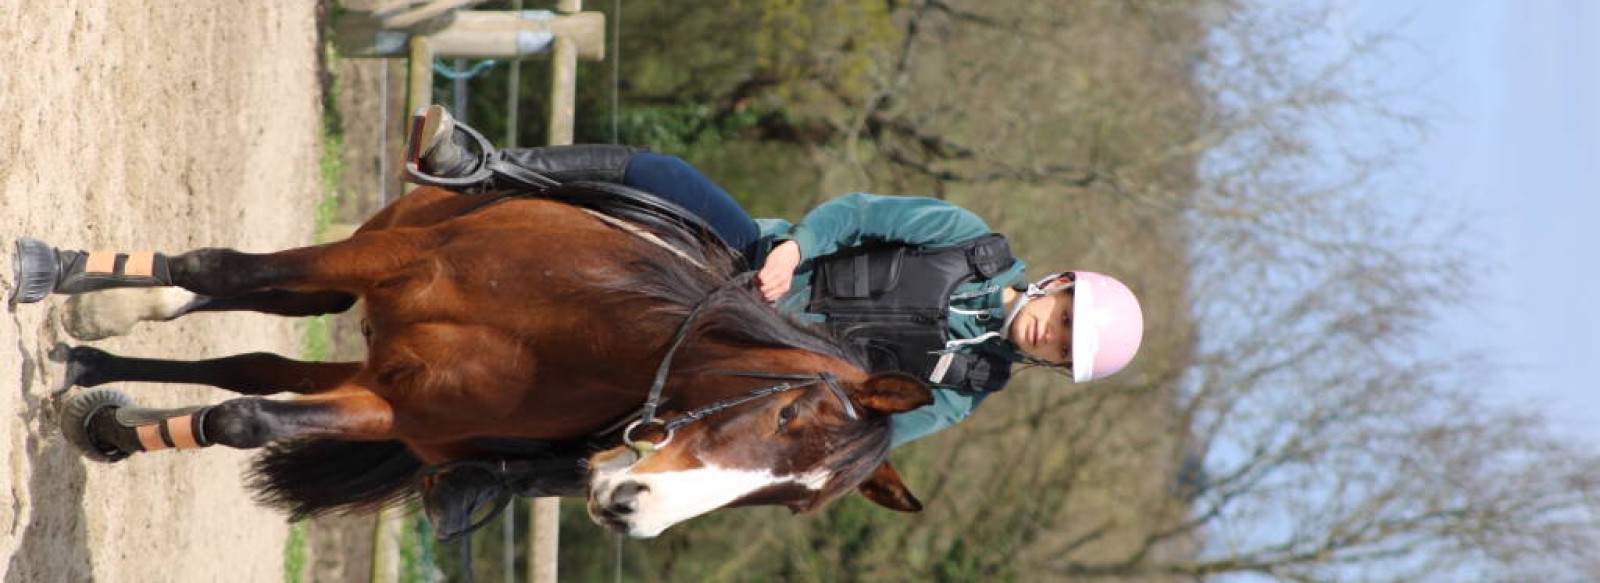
[315,124,345,243]
[283,522,309,583]
[301,314,334,362]
[401,509,440,582]
[285,56,346,583]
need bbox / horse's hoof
[59,388,136,463]
[12,237,60,304]
[53,343,110,389]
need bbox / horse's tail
[246,438,421,521]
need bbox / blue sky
[1350,0,1600,439]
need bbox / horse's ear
[852,372,933,415]
[857,461,922,512]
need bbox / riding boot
[405,104,477,178]
[492,143,645,186]
[421,466,513,542]
[403,104,645,192]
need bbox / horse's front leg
[61,288,356,340]
[54,344,361,396]
[60,387,392,462]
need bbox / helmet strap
[999,272,1075,350]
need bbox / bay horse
[13,182,930,539]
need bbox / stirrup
[403,116,499,190]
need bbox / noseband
[624,274,860,456]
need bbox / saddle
[407,118,741,270]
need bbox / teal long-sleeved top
[756,193,1030,447]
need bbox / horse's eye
[777,403,799,431]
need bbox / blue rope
[433,58,499,80]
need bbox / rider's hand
[757,240,801,302]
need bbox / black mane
[545,182,865,368]
[542,182,892,503]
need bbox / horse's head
[586,371,932,538]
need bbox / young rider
[404,106,1145,447]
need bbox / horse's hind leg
[55,344,361,396]
[61,387,392,462]
[14,237,359,337]
[159,230,433,298]
[17,228,429,301]
[13,237,371,307]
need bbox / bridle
[412,244,866,548]
[624,370,857,453]
[622,272,860,456]
[412,275,861,544]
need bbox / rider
[404,105,1145,447]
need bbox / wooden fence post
[335,1,603,580]
[530,4,581,582]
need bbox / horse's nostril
[614,481,648,499]
[607,481,648,515]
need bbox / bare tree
[1031,2,1600,581]
[474,2,1600,581]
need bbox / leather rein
[621,272,859,455]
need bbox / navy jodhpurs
[622,153,764,267]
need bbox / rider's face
[1008,280,1074,365]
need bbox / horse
[14,182,932,539]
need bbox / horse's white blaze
[64,288,198,340]
[590,461,832,538]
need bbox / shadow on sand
[7,336,93,581]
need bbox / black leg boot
[403,104,645,192]
[490,143,645,189]
[10,238,176,304]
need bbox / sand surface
[0,3,324,581]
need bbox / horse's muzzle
[587,480,651,535]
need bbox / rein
[620,275,859,456]
[635,273,753,425]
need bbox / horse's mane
[546,182,890,500]
[541,182,866,368]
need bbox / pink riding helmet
[1069,271,1145,382]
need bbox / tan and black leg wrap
[54,249,173,294]
[114,406,211,452]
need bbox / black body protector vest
[807,234,1017,393]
